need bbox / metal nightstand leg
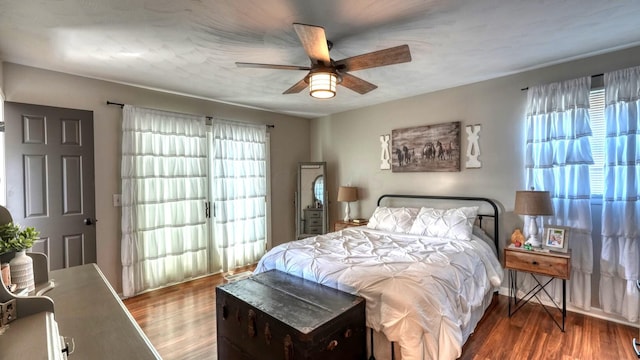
[562,279,566,331]
[508,270,514,316]
[507,270,566,332]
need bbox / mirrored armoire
[296,162,328,239]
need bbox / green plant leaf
[0,222,40,253]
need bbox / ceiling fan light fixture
[309,71,337,99]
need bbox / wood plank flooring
[124,270,639,360]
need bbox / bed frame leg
[368,328,376,360]
[367,328,396,360]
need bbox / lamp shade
[337,186,358,202]
[514,190,554,216]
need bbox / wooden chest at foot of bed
[216,270,366,360]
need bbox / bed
[255,194,503,360]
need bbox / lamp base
[343,202,351,222]
[525,215,542,248]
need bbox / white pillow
[408,206,479,240]
[367,207,419,233]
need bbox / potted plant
[0,222,39,254]
[0,222,40,292]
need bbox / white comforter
[254,227,503,360]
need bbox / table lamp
[514,188,554,247]
[337,186,358,222]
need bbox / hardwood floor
[460,295,638,360]
[123,267,254,360]
[124,271,639,360]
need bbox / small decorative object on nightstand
[334,220,368,231]
[542,226,570,253]
[510,229,525,248]
[504,246,571,331]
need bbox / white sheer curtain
[600,66,640,322]
[209,119,266,273]
[121,106,209,297]
[525,77,594,309]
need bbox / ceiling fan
[236,23,412,99]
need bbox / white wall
[2,63,310,293]
[312,45,640,310]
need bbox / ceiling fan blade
[293,23,330,65]
[236,62,311,71]
[283,78,309,94]
[339,72,378,94]
[335,44,411,72]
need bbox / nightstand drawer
[504,249,571,279]
[334,221,368,231]
[334,222,349,231]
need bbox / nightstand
[504,247,571,331]
[334,220,368,231]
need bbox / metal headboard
[376,194,500,254]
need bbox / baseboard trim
[498,286,639,329]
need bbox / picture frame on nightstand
[543,226,570,253]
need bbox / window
[588,88,605,196]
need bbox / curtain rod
[520,73,604,91]
[107,101,124,108]
[106,101,275,128]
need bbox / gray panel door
[4,102,96,270]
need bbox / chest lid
[217,270,364,334]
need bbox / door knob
[84,218,98,225]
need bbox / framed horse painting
[391,121,461,172]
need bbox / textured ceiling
[1,0,640,118]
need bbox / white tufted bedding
[254,226,503,360]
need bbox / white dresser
[0,311,66,359]
[46,264,161,359]
[0,254,160,359]
[1,253,65,359]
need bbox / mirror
[296,162,328,239]
[313,175,324,206]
